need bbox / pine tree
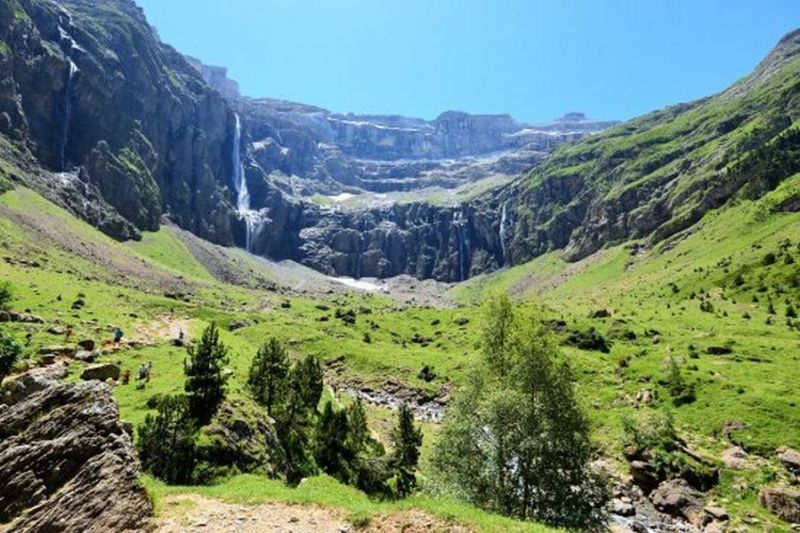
[291,355,323,411]
[184,323,229,422]
[0,282,12,311]
[247,337,289,415]
[392,404,422,497]
[315,401,354,483]
[136,395,197,484]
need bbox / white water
[58,22,80,171]
[452,208,470,281]
[232,114,258,253]
[499,200,510,261]
[328,276,387,292]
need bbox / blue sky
[135,0,799,123]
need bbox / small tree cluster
[0,282,12,311]
[247,337,422,496]
[136,395,197,484]
[664,356,696,406]
[137,323,229,484]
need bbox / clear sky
[134,0,799,124]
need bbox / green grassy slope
[505,29,800,267]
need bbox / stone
[650,479,704,523]
[80,363,121,382]
[760,486,800,523]
[610,499,636,517]
[705,506,729,521]
[1,364,68,405]
[629,460,660,493]
[38,346,76,357]
[778,448,800,475]
[77,339,96,351]
[721,446,750,469]
[228,320,250,331]
[0,380,152,531]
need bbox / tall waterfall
[499,200,510,262]
[452,208,471,281]
[58,22,80,171]
[232,114,256,253]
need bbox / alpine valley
[0,1,799,532]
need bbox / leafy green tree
[0,329,22,383]
[184,323,229,422]
[136,395,197,484]
[392,404,423,497]
[248,337,289,415]
[433,293,607,530]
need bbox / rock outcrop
[0,379,152,532]
[760,486,800,523]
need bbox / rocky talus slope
[0,364,152,532]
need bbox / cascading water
[452,208,471,281]
[58,20,80,171]
[232,114,257,253]
[499,200,510,263]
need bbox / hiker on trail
[178,329,185,341]
[65,325,73,342]
[114,327,124,345]
[145,361,153,382]
[121,369,130,385]
[137,363,147,381]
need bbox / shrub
[0,283,11,311]
[665,357,696,406]
[0,329,22,382]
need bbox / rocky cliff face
[0,0,239,242]
[0,365,152,532]
[238,98,614,195]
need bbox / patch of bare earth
[153,495,472,533]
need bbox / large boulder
[80,362,121,382]
[0,381,152,531]
[760,487,800,523]
[650,479,704,524]
[778,447,800,476]
[1,363,68,405]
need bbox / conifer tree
[392,404,423,497]
[184,323,229,422]
[248,337,290,415]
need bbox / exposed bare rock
[721,446,751,469]
[760,487,800,523]
[778,447,800,476]
[0,380,152,532]
[650,479,704,525]
[80,362,121,381]
[1,363,68,405]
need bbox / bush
[665,357,696,406]
[137,395,197,484]
[0,283,11,311]
[0,329,22,383]
[565,327,611,353]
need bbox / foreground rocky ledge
[0,371,152,532]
